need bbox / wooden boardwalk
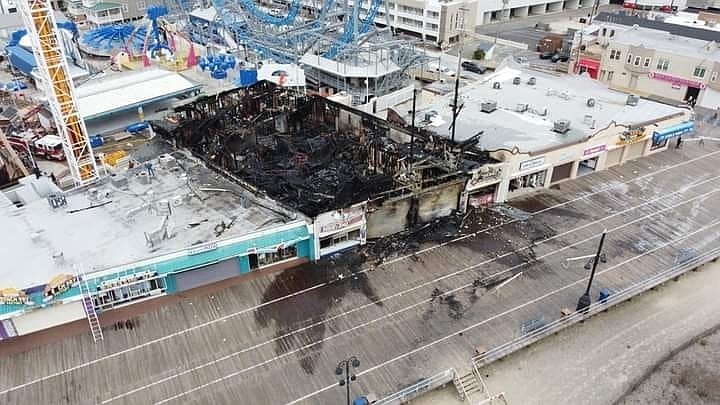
[2,142,720,405]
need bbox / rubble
[157,82,497,219]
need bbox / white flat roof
[0,151,296,290]
[611,26,720,62]
[414,62,687,153]
[75,68,201,120]
[300,53,401,78]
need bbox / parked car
[551,53,570,63]
[539,51,555,60]
[461,61,487,74]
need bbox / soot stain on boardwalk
[255,252,382,374]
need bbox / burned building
[159,82,493,257]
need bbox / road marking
[107,187,720,404]
[2,150,720,396]
[285,220,720,405]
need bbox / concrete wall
[12,300,85,336]
[367,197,411,239]
[417,182,463,223]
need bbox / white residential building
[352,0,612,46]
[597,25,720,109]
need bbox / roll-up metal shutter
[606,147,623,168]
[551,162,574,183]
[173,258,239,292]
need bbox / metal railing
[473,247,720,369]
[374,368,456,405]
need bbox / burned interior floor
[156,82,495,219]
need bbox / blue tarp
[6,45,37,75]
[653,121,695,143]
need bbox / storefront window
[651,138,668,150]
[509,170,546,192]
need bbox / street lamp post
[335,356,360,405]
[576,229,607,312]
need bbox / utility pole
[588,0,600,25]
[410,87,417,161]
[576,229,607,311]
[450,6,467,143]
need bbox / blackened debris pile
[235,131,394,217]
[162,81,488,218]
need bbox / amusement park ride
[9,0,422,184]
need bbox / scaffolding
[18,0,98,185]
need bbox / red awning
[578,58,600,70]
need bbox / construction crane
[17,0,98,185]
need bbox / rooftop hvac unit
[493,81,501,89]
[583,114,593,125]
[527,77,536,85]
[586,98,596,107]
[513,77,521,85]
[553,119,571,134]
[516,103,528,112]
[626,94,639,106]
[481,100,497,113]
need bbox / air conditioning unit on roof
[553,119,571,134]
[481,100,497,113]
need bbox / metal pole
[585,230,606,295]
[451,8,466,143]
[345,361,351,405]
[411,87,417,161]
[577,230,606,310]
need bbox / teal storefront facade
[0,220,315,336]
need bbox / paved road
[1,140,719,405]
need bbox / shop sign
[519,156,545,172]
[648,72,706,89]
[188,242,218,256]
[319,212,363,234]
[617,128,646,145]
[583,144,607,157]
[44,274,78,299]
[653,121,695,143]
[0,288,29,305]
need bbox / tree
[473,49,486,61]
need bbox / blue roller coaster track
[323,0,382,59]
[206,0,380,61]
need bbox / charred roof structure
[157,81,490,219]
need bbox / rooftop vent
[527,77,536,85]
[493,82,501,89]
[553,119,571,134]
[481,100,498,113]
[586,98,596,107]
[513,77,521,85]
[626,94,639,106]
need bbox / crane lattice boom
[18,0,98,184]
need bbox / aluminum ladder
[76,266,103,343]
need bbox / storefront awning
[653,121,695,143]
[577,58,600,70]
